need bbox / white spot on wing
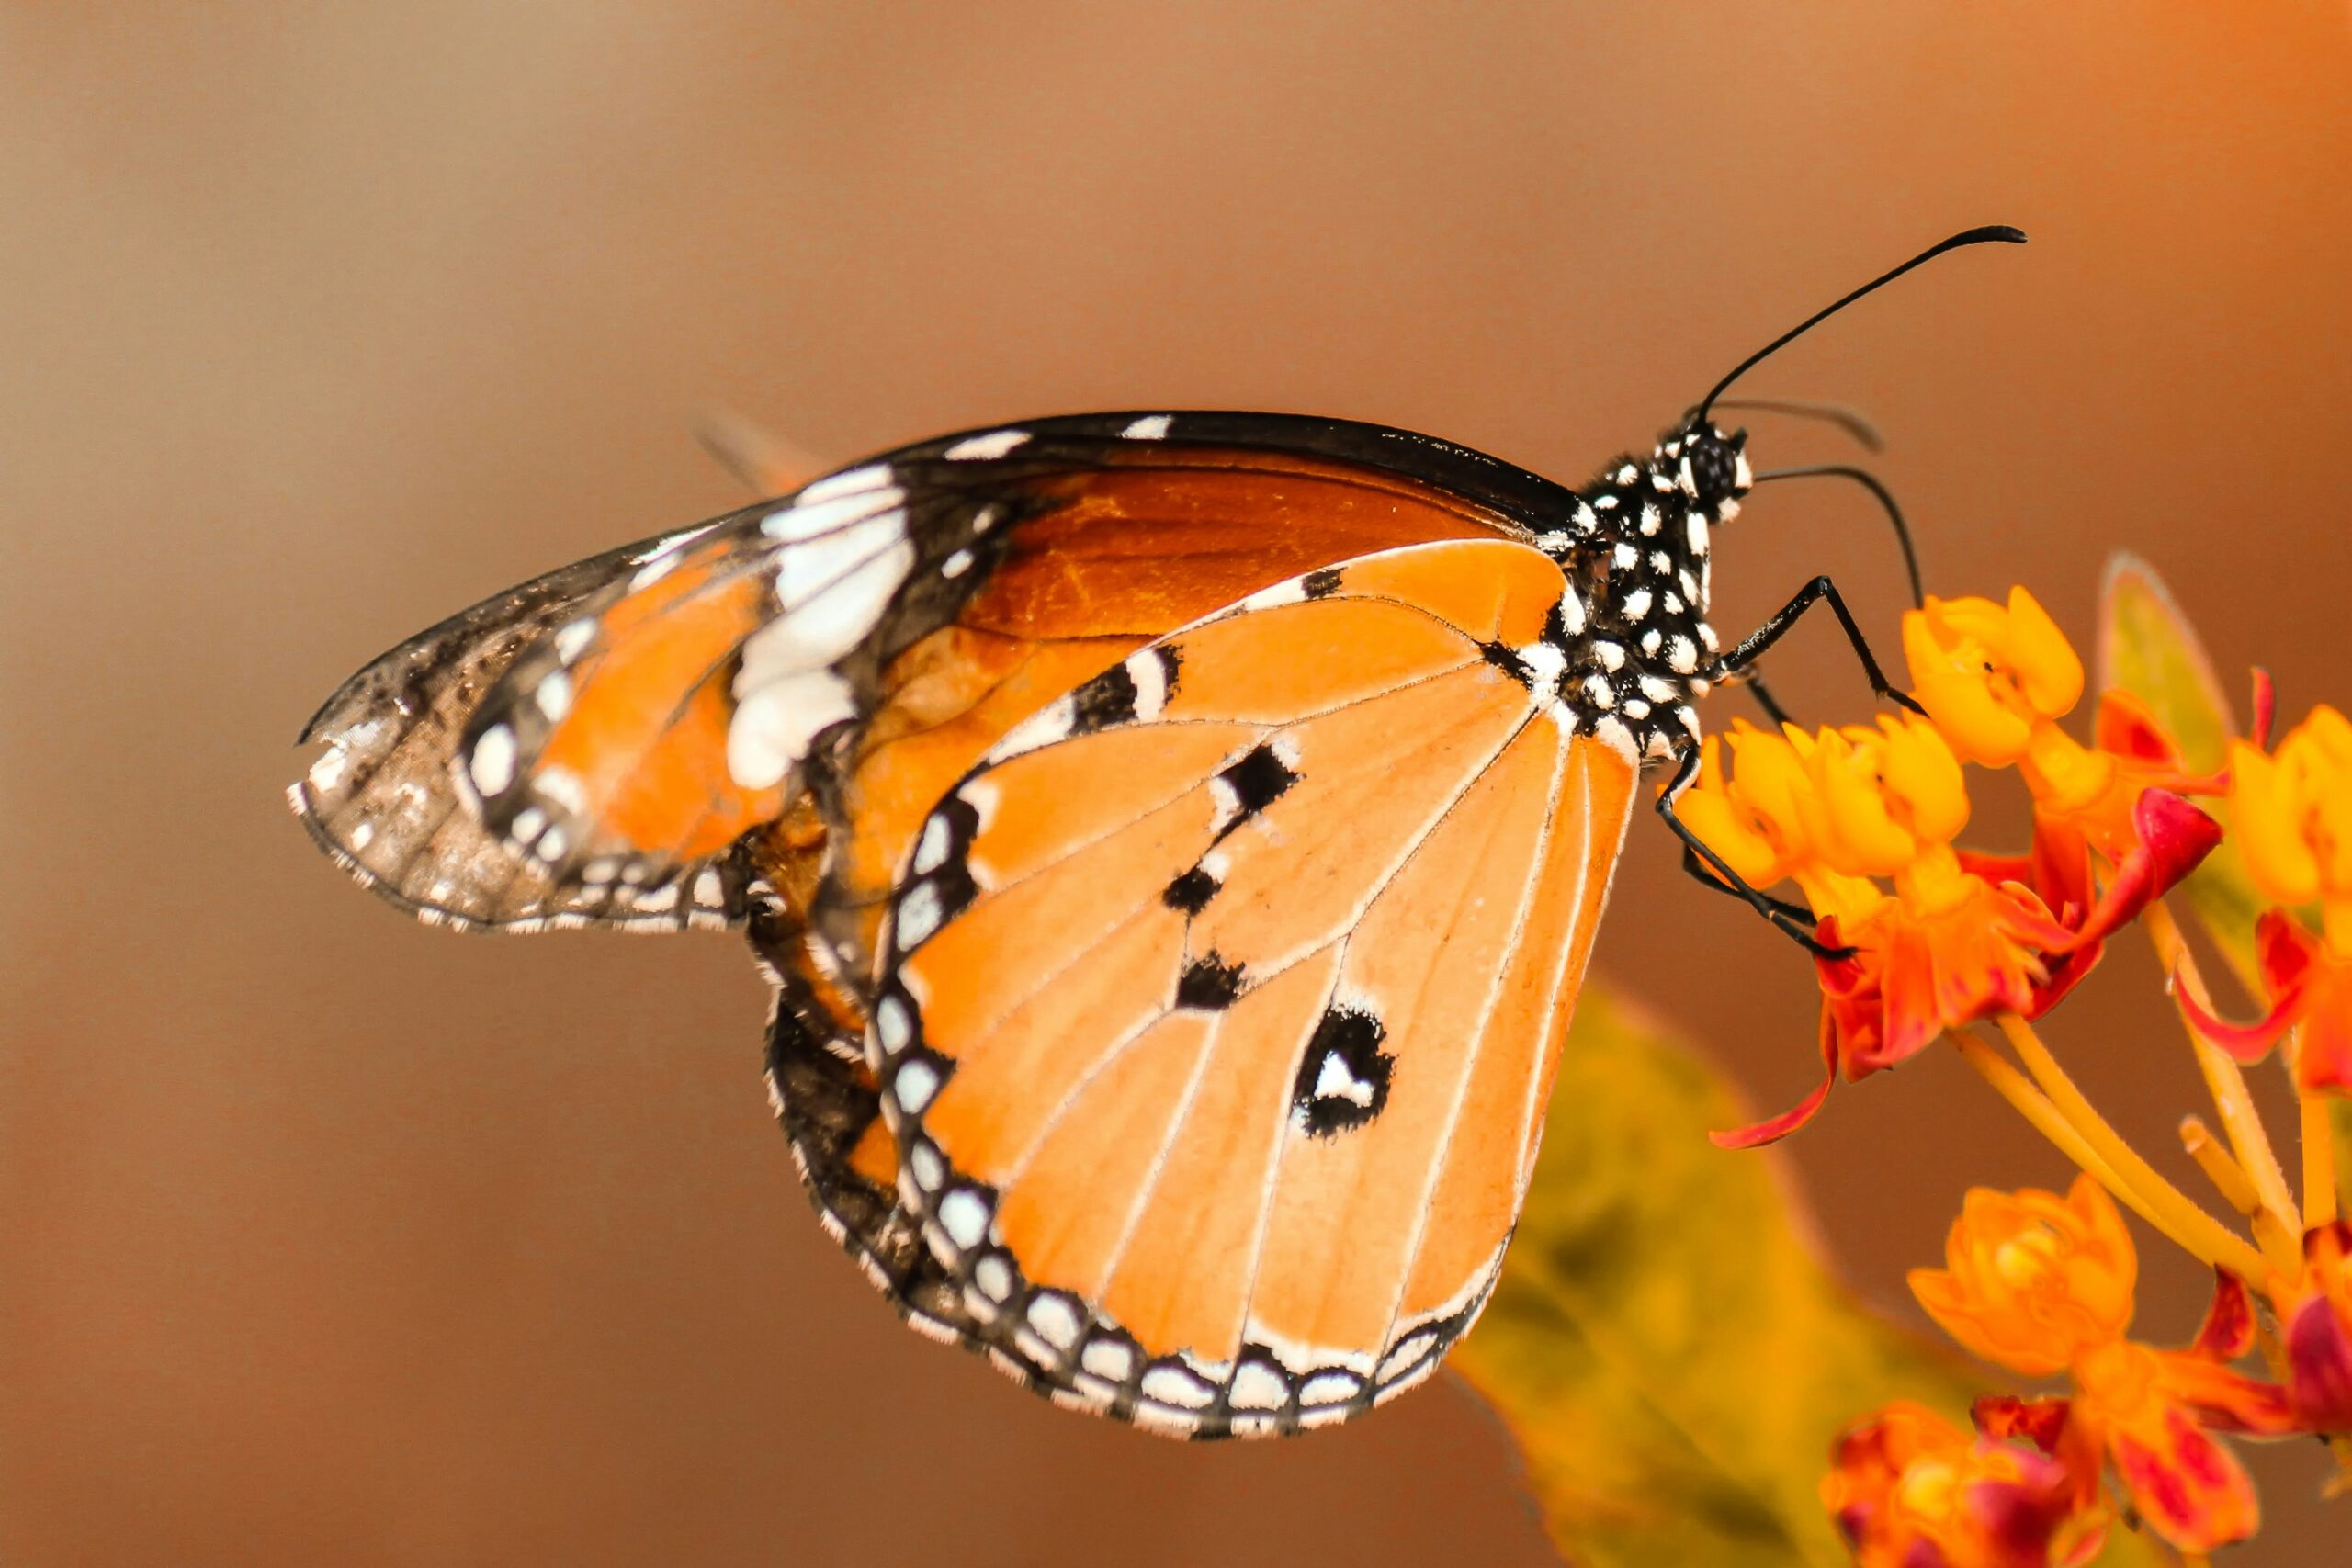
[536,766,588,815]
[938,1189,990,1249]
[797,463,894,507]
[1515,641,1566,700]
[307,747,347,793]
[875,994,912,1055]
[944,429,1031,461]
[468,725,516,796]
[1128,651,1170,721]
[1121,414,1172,440]
[627,523,716,565]
[1028,1294,1082,1351]
[941,548,974,579]
[1313,1052,1377,1108]
[536,670,571,721]
[1230,1362,1288,1410]
[726,669,854,789]
[912,814,953,874]
[751,533,915,668]
[1140,1367,1215,1409]
[896,882,944,948]
[762,485,906,546]
[893,1057,940,1113]
[1080,1338,1135,1382]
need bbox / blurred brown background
[4,4,2348,1563]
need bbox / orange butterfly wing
[866,539,1635,1436]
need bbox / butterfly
[293,227,2021,1438]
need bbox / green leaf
[1451,989,2174,1567]
[2092,553,2352,1205]
[2094,550,2265,988]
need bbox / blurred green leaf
[2095,550,2265,988]
[1451,989,2173,1567]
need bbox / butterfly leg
[1679,843,1815,924]
[1655,746,1851,959]
[1710,575,1926,718]
[1733,666,1797,729]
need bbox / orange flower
[2182,704,2352,1091]
[1907,1177,2136,1377]
[1905,588,2083,768]
[1907,587,2222,861]
[2276,1220,2352,1433]
[1903,1179,2298,1554]
[2231,702,2352,930]
[1822,1401,2091,1568]
[1675,722,1888,926]
[1703,748,2218,1149]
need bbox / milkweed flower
[2182,704,2352,1091]
[1906,588,2222,863]
[1902,1178,2296,1556]
[1906,1178,2134,1378]
[2276,1220,2352,1433]
[1692,703,2217,1147]
[1821,1401,2096,1568]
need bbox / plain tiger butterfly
[293,226,2022,1438]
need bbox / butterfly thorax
[1532,419,1751,767]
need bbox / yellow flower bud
[1999,585,2084,717]
[1812,728,1922,876]
[1903,587,2086,767]
[2230,739,2321,907]
[2231,705,2352,917]
[1874,714,1972,847]
[1675,736,1787,889]
[1805,716,1971,880]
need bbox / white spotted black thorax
[1532,423,1752,768]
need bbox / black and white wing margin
[289,521,759,931]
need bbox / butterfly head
[1663,417,1752,524]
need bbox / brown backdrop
[4,4,2348,1563]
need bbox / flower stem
[1992,1015,2272,1283]
[2179,1116,2262,1217]
[1952,1031,2267,1280]
[2145,900,2301,1232]
[2302,1065,2339,1229]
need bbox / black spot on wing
[1213,744,1299,840]
[1161,865,1220,916]
[1070,661,1139,733]
[1301,566,1344,600]
[1175,952,1246,1011]
[1293,1007,1394,1136]
[1478,641,1533,687]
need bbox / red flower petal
[1974,1393,2072,1454]
[2054,790,2222,956]
[2190,1269,2256,1362]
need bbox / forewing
[290,521,756,931]
[864,539,1639,1438]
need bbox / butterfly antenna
[1696,225,2026,421]
[1709,398,1884,453]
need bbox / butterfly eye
[1686,437,1742,507]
